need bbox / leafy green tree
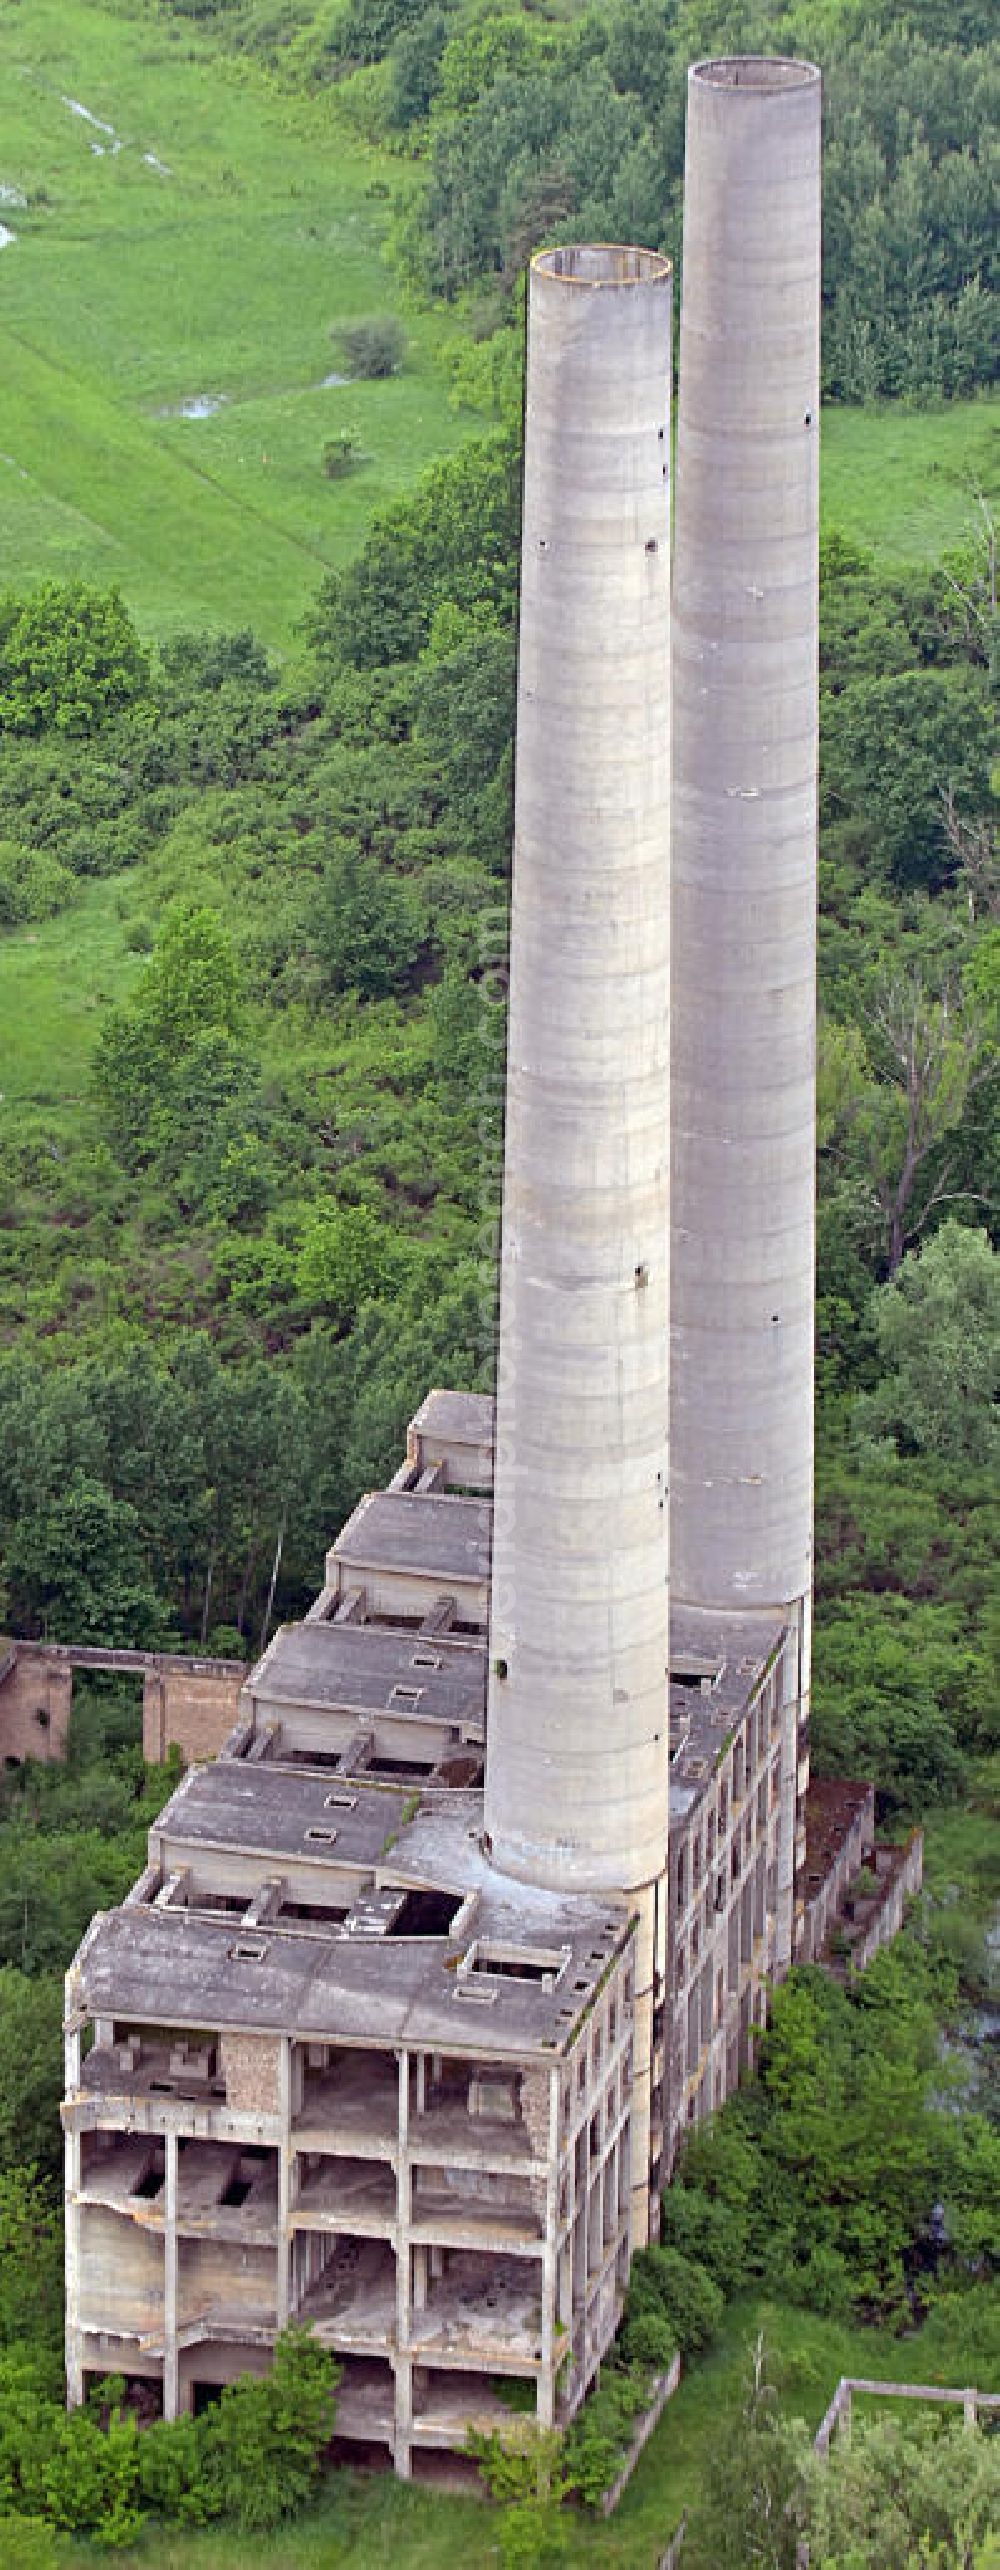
[336,314,406,378]
[309,840,425,1000]
[0,839,75,927]
[0,2169,63,2356]
[856,1222,999,1469]
[0,584,150,737]
[0,1974,67,2178]
[310,432,519,668]
[812,1595,970,1810]
[296,1202,395,1329]
[93,901,241,1167]
[39,2386,142,2547]
[806,2414,1000,2570]
[5,1474,169,1648]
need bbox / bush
[335,314,406,378]
[564,2364,649,2508]
[323,433,360,479]
[628,2245,724,2356]
[195,2328,338,2532]
[619,2307,677,2372]
[0,839,75,927]
[658,2177,751,2295]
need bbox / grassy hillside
[1,2,996,658]
[0,0,478,649]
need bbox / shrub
[564,2364,649,2508]
[195,2328,338,2532]
[619,2307,677,2372]
[658,2177,751,2295]
[0,839,75,926]
[628,2245,724,2356]
[323,433,360,479]
[335,314,406,378]
[41,2385,142,2547]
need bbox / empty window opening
[411,1651,442,1671]
[132,2161,165,2201]
[305,1825,338,1845]
[228,1940,268,1963]
[324,1790,357,1810]
[220,2173,251,2208]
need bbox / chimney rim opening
[532,244,672,289]
[690,55,820,92]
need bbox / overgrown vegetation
[0,2328,337,2547]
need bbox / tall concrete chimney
[485,245,672,2236]
[670,59,821,1969]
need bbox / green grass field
[822,396,1000,564]
[0,3,995,662]
[0,0,478,650]
[0,878,139,1111]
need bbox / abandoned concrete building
[65,1390,800,2457]
[63,57,919,2471]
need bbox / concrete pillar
[670,57,821,1976]
[537,2066,560,2429]
[395,2049,412,2477]
[163,2131,178,2421]
[486,241,672,1901]
[276,2039,291,2328]
[64,1994,83,2407]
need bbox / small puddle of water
[321,372,350,388]
[0,226,16,251]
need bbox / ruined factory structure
[64,1390,794,2461]
[63,60,919,2469]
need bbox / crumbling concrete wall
[847,1834,924,1973]
[78,2208,162,2336]
[0,1644,73,1764]
[219,2034,281,2116]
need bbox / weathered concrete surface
[671,56,820,1618]
[142,1660,245,1766]
[0,1641,73,1762]
[670,58,821,1970]
[486,245,672,1901]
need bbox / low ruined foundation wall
[142,1664,245,1767]
[848,1833,924,1973]
[0,1644,73,1764]
[0,1639,243,1772]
